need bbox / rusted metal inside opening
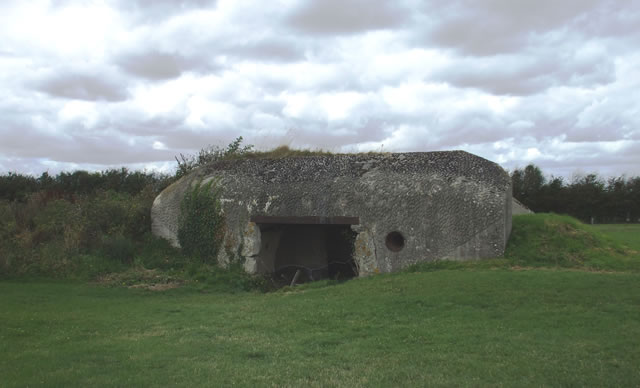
[255,223,358,286]
[250,215,360,225]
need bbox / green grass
[3,215,640,386]
[592,223,640,251]
[2,271,640,387]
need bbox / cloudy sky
[1,0,639,179]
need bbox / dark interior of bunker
[255,221,358,286]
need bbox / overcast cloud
[1,0,638,179]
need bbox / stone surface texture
[151,151,512,276]
[512,198,534,215]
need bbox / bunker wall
[151,151,512,276]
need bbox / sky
[1,0,639,180]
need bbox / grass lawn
[2,269,640,387]
[592,223,640,251]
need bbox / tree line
[511,165,640,224]
[0,168,174,203]
[0,137,254,203]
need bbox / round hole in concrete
[385,231,405,252]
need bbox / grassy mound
[407,214,640,273]
[505,213,640,271]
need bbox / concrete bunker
[151,151,513,278]
[251,216,359,285]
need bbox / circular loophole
[385,231,405,252]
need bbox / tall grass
[0,187,176,278]
[0,181,269,292]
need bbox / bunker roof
[198,150,509,188]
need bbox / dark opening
[251,215,359,225]
[256,222,358,286]
[385,231,405,252]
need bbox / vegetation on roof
[175,137,339,178]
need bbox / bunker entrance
[251,216,359,286]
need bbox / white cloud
[1,1,124,60]
[58,101,99,128]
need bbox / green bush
[0,200,17,272]
[33,199,78,244]
[78,189,155,250]
[124,186,156,239]
[136,234,186,270]
[100,233,135,264]
[175,136,254,178]
[0,186,164,278]
[0,169,180,279]
[81,191,130,241]
[178,179,225,264]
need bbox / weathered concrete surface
[151,151,512,276]
[512,198,534,215]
